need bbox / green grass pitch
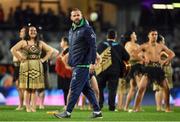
[0,106,180,121]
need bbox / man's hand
[142,56,149,64]
[160,59,170,66]
[89,64,96,74]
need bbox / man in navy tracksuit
[54,8,102,119]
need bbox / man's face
[131,32,137,42]
[148,31,158,43]
[70,10,82,24]
[60,39,66,48]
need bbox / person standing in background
[11,26,53,112]
[97,29,130,111]
[10,26,28,110]
[123,31,144,111]
[132,29,175,112]
[36,26,59,110]
[153,35,174,111]
[56,36,72,110]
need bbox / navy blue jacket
[97,40,130,76]
[68,19,96,67]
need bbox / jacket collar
[72,19,86,31]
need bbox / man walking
[54,8,102,118]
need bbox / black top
[97,40,130,76]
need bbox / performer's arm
[40,41,53,63]
[161,45,175,65]
[11,40,26,61]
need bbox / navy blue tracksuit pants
[66,67,100,113]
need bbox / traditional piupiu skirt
[153,63,173,90]
[142,63,165,85]
[126,62,143,83]
[19,59,44,89]
[128,63,143,78]
[164,64,173,89]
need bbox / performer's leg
[155,89,163,111]
[162,79,171,112]
[82,79,100,112]
[124,79,136,111]
[91,76,99,101]
[31,89,36,112]
[38,89,45,109]
[133,75,148,111]
[25,90,31,112]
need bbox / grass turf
[0,106,180,121]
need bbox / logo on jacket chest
[91,33,95,39]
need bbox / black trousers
[57,76,71,105]
[63,89,69,105]
[97,72,119,111]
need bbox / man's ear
[70,16,72,21]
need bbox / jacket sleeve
[85,27,97,64]
[97,42,107,54]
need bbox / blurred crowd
[0,4,113,32]
[0,4,71,31]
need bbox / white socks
[93,111,101,114]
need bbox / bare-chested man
[132,29,175,112]
[122,31,144,111]
[153,35,174,111]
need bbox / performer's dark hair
[124,31,134,42]
[21,26,29,40]
[107,29,117,39]
[148,28,158,34]
[157,34,165,44]
[27,26,39,46]
[62,36,69,45]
